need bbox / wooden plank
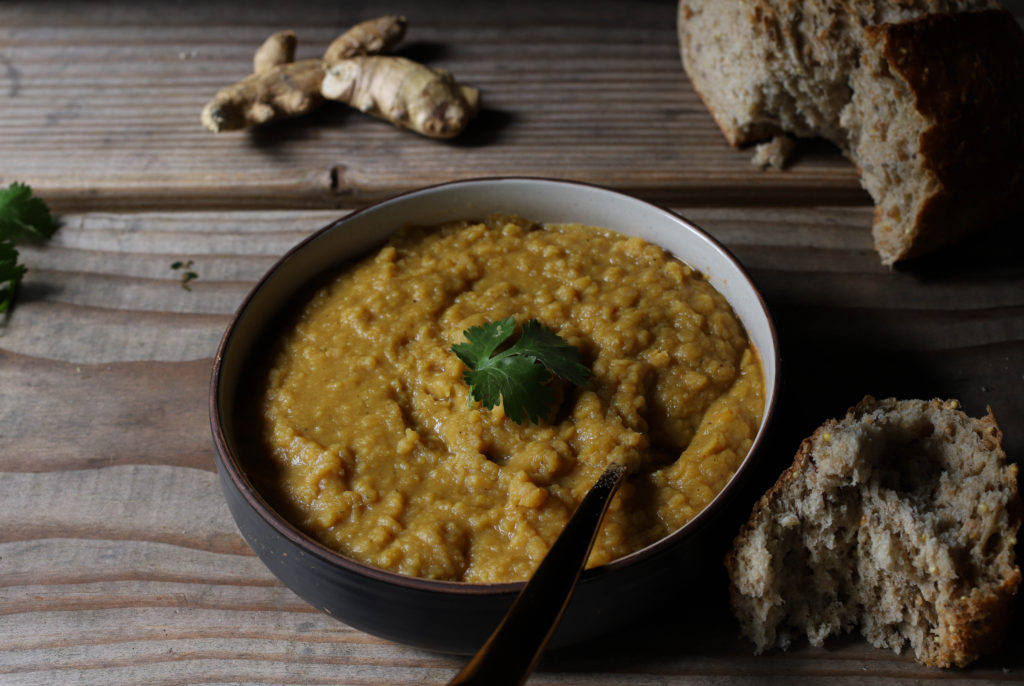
[3,206,1021,458]
[3,209,333,362]
[0,465,244,554]
[2,207,1022,684]
[0,0,867,211]
[4,1,1021,212]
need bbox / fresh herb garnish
[0,239,27,314]
[171,259,199,291]
[0,182,58,314]
[451,317,591,424]
[0,182,58,244]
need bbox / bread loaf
[677,1,1024,265]
[726,397,1021,667]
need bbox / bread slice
[725,397,1021,667]
[677,1,1024,265]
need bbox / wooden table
[3,2,1022,683]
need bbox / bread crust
[725,397,1022,667]
[867,9,1024,262]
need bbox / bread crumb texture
[750,135,796,170]
[726,397,1022,667]
[677,1,1024,264]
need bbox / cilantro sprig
[0,182,58,314]
[0,241,27,314]
[0,182,58,245]
[451,317,591,424]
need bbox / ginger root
[201,16,407,132]
[323,15,407,62]
[252,30,297,74]
[321,56,479,139]
[201,15,479,139]
[201,31,323,132]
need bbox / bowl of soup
[210,177,780,654]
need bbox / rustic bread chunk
[844,10,1024,263]
[677,1,1024,265]
[726,397,1021,667]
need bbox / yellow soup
[257,217,764,582]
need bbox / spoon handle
[448,462,628,686]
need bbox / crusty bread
[725,397,1021,667]
[677,1,1024,265]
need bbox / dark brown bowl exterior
[209,177,780,654]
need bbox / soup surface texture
[258,217,764,582]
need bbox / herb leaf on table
[0,182,58,244]
[0,239,27,314]
[0,182,58,314]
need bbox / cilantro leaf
[512,319,592,388]
[0,238,27,314]
[451,317,517,371]
[451,317,591,424]
[0,182,57,317]
[0,182,58,245]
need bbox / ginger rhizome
[321,57,479,139]
[201,15,479,138]
[201,30,324,132]
[323,15,408,62]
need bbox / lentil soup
[256,216,764,583]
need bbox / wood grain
[0,1,866,211]
[3,208,1021,684]
[1,2,1020,212]
[2,0,1023,683]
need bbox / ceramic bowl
[210,177,780,654]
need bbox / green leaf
[510,319,591,387]
[0,238,27,314]
[0,182,57,316]
[0,182,58,245]
[451,317,591,425]
[451,316,517,371]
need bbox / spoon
[447,462,628,686]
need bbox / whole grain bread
[677,1,1024,265]
[725,397,1021,667]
